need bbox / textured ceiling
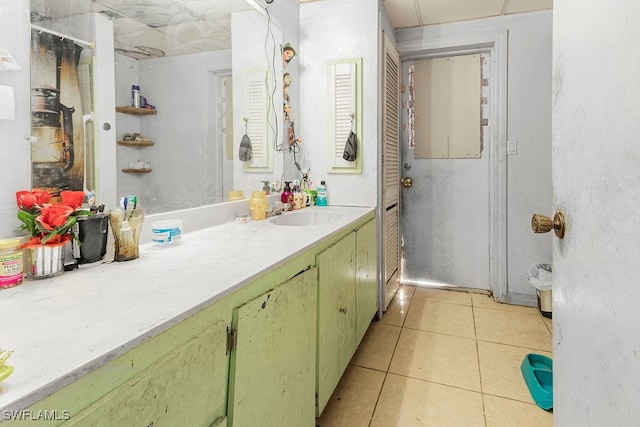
[30,0,253,59]
[30,0,553,59]
[301,0,553,28]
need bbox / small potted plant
[15,190,89,279]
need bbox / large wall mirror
[29,0,289,214]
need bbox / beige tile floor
[317,285,553,427]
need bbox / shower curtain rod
[30,24,96,49]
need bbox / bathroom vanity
[0,206,376,426]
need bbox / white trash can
[527,263,552,319]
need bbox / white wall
[0,1,32,239]
[259,0,301,187]
[299,0,380,207]
[231,1,301,197]
[504,12,553,299]
[231,10,284,196]
[396,11,553,300]
[114,50,231,214]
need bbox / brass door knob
[531,211,566,239]
[401,177,413,188]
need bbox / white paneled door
[552,0,640,424]
[400,57,490,291]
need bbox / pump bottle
[281,181,294,206]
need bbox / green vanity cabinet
[7,213,377,427]
[316,232,357,414]
[62,323,228,427]
[5,303,229,427]
[227,268,317,427]
[355,219,378,346]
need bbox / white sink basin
[270,211,343,227]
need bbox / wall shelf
[117,140,155,147]
[122,168,152,174]
[116,106,157,115]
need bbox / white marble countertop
[0,205,374,412]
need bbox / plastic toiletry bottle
[131,85,141,108]
[316,181,328,206]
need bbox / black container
[72,213,109,264]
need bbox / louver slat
[244,69,270,169]
[328,62,357,169]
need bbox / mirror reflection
[29,0,285,214]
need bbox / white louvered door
[382,33,400,310]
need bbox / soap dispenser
[281,181,294,206]
[261,180,271,194]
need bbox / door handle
[531,211,566,239]
[401,177,413,188]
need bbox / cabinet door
[63,323,228,427]
[316,232,356,414]
[355,219,378,345]
[228,268,317,427]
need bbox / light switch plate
[507,139,518,155]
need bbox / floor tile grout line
[473,305,544,316]
[381,370,483,394]
[482,390,546,407]
[367,371,388,427]
[400,324,477,340]
[410,298,473,308]
[475,337,552,353]
[367,287,416,426]
[472,301,489,427]
[384,287,415,369]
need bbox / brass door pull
[531,211,566,239]
[401,177,413,188]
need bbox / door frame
[396,30,508,301]
[205,68,233,204]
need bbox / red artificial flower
[16,191,38,210]
[37,205,75,231]
[16,190,51,210]
[60,190,84,209]
[32,190,52,205]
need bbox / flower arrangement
[16,190,89,247]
